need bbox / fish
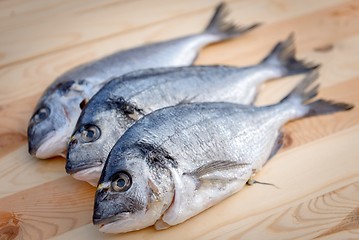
[92,70,353,233]
[66,34,318,186]
[27,3,260,159]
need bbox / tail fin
[261,33,319,76]
[306,100,353,116]
[281,70,320,104]
[281,70,353,117]
[205,3,261,40]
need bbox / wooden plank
[0,0,358,239]
[0,0,222,67]
[198,0,359,76]
[0,0,344,68]
[0,145,65,198]
[195,181,359,240]
[0,177,94,239]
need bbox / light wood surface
[0,0,358,239]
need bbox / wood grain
[0,0,344,68]
[0,0,224,67]
[0,177,94,239]
[0,145,65,198]
[197,181,359,240]
[0,0,358,239]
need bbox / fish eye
[111,172,132,192]
[80,125,101,143]
[33,107,50,123]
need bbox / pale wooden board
[0,0,358,239]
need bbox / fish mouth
[65,161,102,174]
[28,130,56,158]
[28,144,37,156]
[34,131,68,159]
[68,164,103,186]
[93,212,131,226]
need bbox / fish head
[66,96,134,185]
[28,92,82,159]
[93,146,174,233]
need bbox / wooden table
[0,0,358,239]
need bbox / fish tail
[281,70,353,118]
[281,70,320,104]
[306,100,354,117]
[261,33,319,76]
[204,3,261,40]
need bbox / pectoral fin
[185,160,250,189]
[161,160,252,226]
[187,161,249,178]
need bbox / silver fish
[92,71,353,233]
[66,34,317,186]
[27,3,259,159]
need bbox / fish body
[66,34,317,185]
[93,71,353,233]
[28,3,259,159]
